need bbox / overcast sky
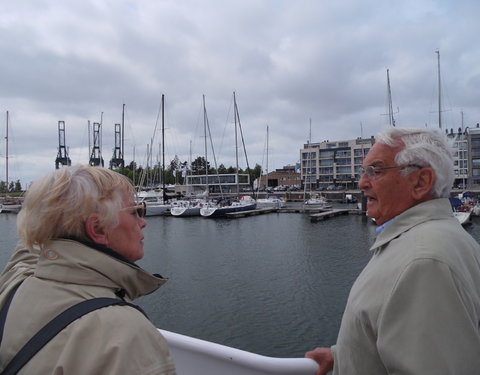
[1,0,479,187]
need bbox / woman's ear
[85,213,108,245]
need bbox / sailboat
[256,126,285,209]
[136,95,171,216]
[0,111,22,214]
[434,50,472,225]
[200,92,256,217]
[171,95,212,217]
[302,119,329,209]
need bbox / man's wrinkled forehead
[364,141,403,165]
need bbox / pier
[224,207,358,220]
[225,208,278,218]
[309,208,350,222]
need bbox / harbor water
[1,207,480,358]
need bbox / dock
[225,208,279,218]
[309,208,350,222]
[224,207,357,219]
[279,206,332,214]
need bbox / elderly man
[306,127,480,374]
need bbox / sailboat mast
[122,103,125,162]
[5,111,8,195]
[162,94,167,203]
[188,140,192,184]
[303,118,312,199]
[203,95,209,195]
[266,125,269,187]
[234,92,240,195]
[436,50,442,129]
[387,69,395,127]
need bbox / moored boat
[137,190,170,216]
[303,194,331,209]
[200,196,256,217]
[0,198,22,214]
[454,210,472,226]
[450,196,473,226]
[256,196,285,209]
[170,199,205,217]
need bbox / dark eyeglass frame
[359,164,422,179]
[121,203,146,218]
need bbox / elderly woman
[0,165,176,374]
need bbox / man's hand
[305,347,334,375]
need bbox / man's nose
[358,173,370,190]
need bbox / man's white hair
[375,127,454,198]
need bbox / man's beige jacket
[333,198,480,374]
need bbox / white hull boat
[0,201,21,213]
[303,198,332,210]
[145,204,170,216]
[303,194,331,209]
[137,190,170,216]
[159,329,317,375]
[454,211,472,226]
[256,197,285,209]
[170,200,205,217]
[472,204,480,216]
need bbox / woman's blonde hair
[17,165,135,249]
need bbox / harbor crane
[55,121,71,169]
[89,121,104,167]
[109,104,125,169]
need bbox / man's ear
[85,213,108,245]
[412,167,435,201]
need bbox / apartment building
[446,127,469,189]
[467,125,480,188]
[300,137,375,190]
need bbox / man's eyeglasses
[121,203,146,218]
[359,164,422,179]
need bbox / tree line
[115,156,263,187]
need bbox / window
[319,167,333,174]
[319,150,335,158]
[336,150,351,157]
[336,166,351,173]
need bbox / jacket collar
[34,239,167,301]
[370,198,454,253]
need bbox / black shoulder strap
[1,297,147,375]
[0,284,22,348]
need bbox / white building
[300,137,375,190]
